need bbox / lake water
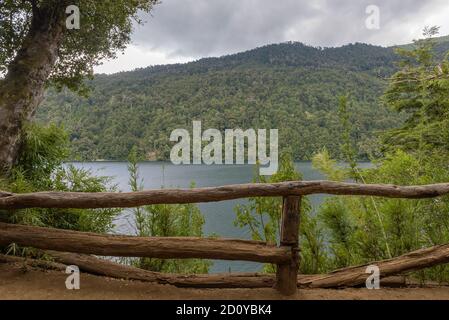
[69,161,371,273]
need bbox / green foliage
[382,27,449,156]
[15,123,69,189]
[126,147,211,274]
[0,0,158,93]
[311,148,345,182]
[318,198,359,267]
[0,123,119,245]
[299,207,329,274]
[36,42,411,161]
[305,29,449,281]
[234,152,327,273]
[337,95,359,176]
[36,38,449,161]
[313,150,449,281]
[234,153,303,245]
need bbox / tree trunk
[0,4,66,175]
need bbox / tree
[0,0,158,175]
[382,26,449,156]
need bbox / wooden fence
[1,180,449,295]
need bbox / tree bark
[0,3,66,175]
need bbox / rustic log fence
[2,180,449,295]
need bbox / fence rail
[0,222,290,263]
[2,180,449,295]
[1,180,449,209]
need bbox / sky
[95,0,449,74]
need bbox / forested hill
[36,39,449,161]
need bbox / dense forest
[36,37,449,161]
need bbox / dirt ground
[2,263,449,300]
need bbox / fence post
[275,195,301,295]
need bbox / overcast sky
[95,0,449,74]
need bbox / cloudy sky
[95,0,449,74]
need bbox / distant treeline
[36,39,449,161]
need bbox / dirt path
[2,263,449,300]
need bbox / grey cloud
[132,0,449,59]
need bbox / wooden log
[299,242,449,288]
[48,252,410,288]
[0,191,12,198]
[48,251,276,288]
[0,222,290,263]
[1,180,449,209]
[64,241,449,288]
[275,196,301,295]
[0,253,66,270]
[0,251,277,288]
[0,252,412,288]
[47,250,448,288]
[48,251,170,283]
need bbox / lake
[69,161,372,273]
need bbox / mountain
[36,38,449,161]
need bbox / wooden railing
[2,180,449,295]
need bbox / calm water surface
[69,161,371,273]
